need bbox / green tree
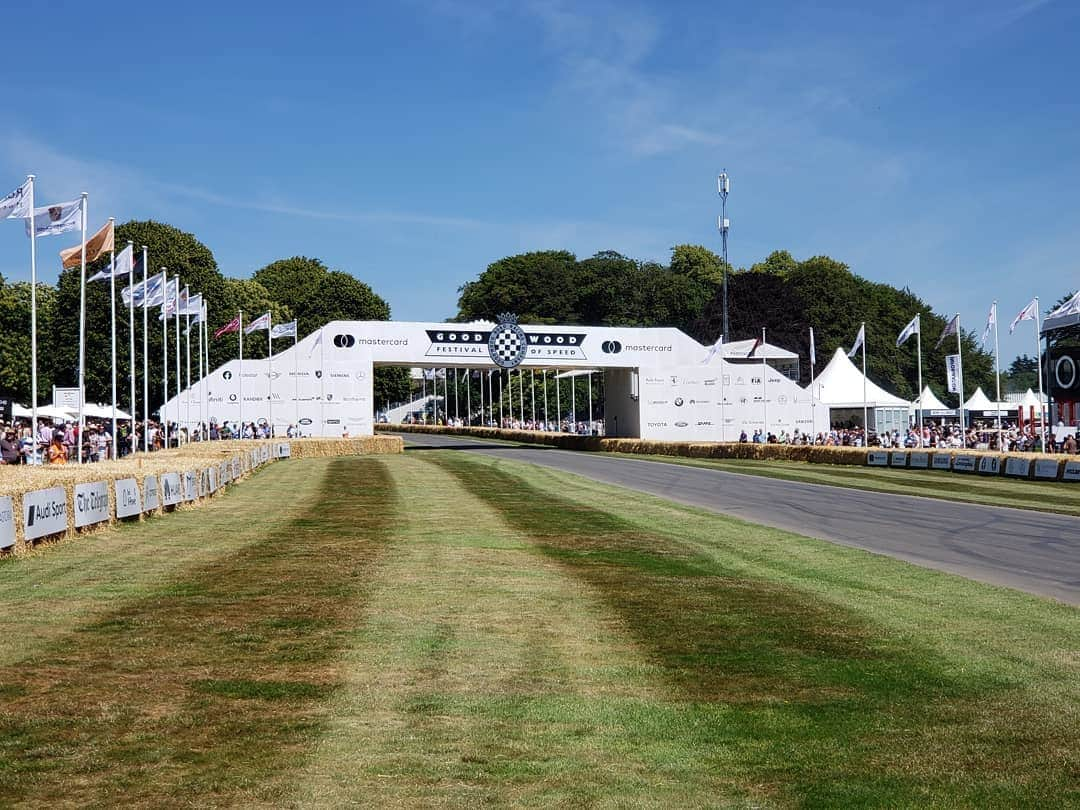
[1003,354,1038,393]
[0,278,56,404]
[456,250,580,324]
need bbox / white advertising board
[867,451,889,466]
[977,456,1001,475]
[932,453,952,470]
[232,457,241,479]
[953,455,976,473]
[144,476,160,510]
[1034,459,1060,480]
[23,486,68,540]
[184,471,198,501]
[74,481,110,528]
[1062,460,1080,482]
[889,452,907,467]
[1004,458,1032,479]
[160,473,182,506]
[0,496,15,549]
[196,470,206,498]
[115,478,142,518]
[208,466,218,493]
[909,452,929,468]
[275,442,291,458]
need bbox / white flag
[307,329,323,358]
[1042,290,1080,334]
[934,314,959,350]
[88,243,134,283]
[0,179,32,219]
[270,320,297,339]
[25,200,81,237]
[809,327,816,367]
[980,302,996,347]
[701,335,723,364]
[158,278,181,318]
[945,354,962,394]
[847,324,864,358]
[179,292,202,316]
[244,311,271,334]
[1009,298,1038,334]
[122,271,165,307]
[896,314,920,348]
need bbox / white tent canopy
[34,406,77,421]
[82,402,133,420]
[915,386,951,411]
[11,404,33,418]
[721,340,798,360]
[812,348,909,407]
[1021,388,1045,408]
[963,387,1016,413]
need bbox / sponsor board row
[2,443,291,550]
[868,451,1075,480]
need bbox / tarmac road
[399,432,1080,606]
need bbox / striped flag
[215,316,241,338]
[244,311,271,334]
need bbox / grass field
[0,451,1077,808]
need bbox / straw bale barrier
[0,436,402,555]
[378,424,1080,481]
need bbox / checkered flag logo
[488,312,528,369]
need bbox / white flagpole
[27,176,39,456]
[268,313,274,436]
[761,327,768,438]
[196,305,203,437]
[519,369,525,424]
[467,369,473,425]
[506,369,512,426]
[239,310,245,433]
[916,314,924,444]
[861,322,868,440]
[1034,297,1047,450]
[531,369,536,426]
[454,368,459,422]
[293,326,299,432]
[571,373,576,429]
[77,192,88,464]
[174,290,181,442]
[993,302,1002,437]
[955,313,965,434]
[127,241,135,455]
[556,371,561,430]
[809,326,816,435]
[185,309,192,433]
[543,370,548,425]
[586,371,592,434]
[161,270,169,450]
[202,304,209,437]
[108,222,117,460]
[141,249,148,452]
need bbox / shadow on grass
[0,458,396,807]
[431,452,1078,806]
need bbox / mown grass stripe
[430,450,1080,807]
[0,457,396,808]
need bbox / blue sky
[1,0,1075,366]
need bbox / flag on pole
[746,336,763,357]
[179,292,202,316]
[1009,298,1038,334]
[1042,290,1080,334]
[980,302,996,347]
[701,335,723,364]
[89,242,133,282]
[122,270,164,307]
[185,304,205,334]
[934,314,959,350]
[60,220,114,269]
[0,179,32,219]
[25,200,81,237]
[307,329,323,357]
[896,314,920,347]
[159,278,182,318]
[215,316,241,338]
[847,324,865,358]
[809,327,816,366]
[270,320,297,339]
[244,311,271,334]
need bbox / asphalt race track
[399,432,1080,606]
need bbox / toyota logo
[601,340,622,354]
[333,334,355,348]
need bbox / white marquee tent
[811,347,910,432]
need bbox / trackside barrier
[889,451,907,468]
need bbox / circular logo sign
[488,321,528,369]
[1056,355,1077,391]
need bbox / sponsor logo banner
[208,466,219,493]
[1005,457,1032,478]
[423,328,588,361]
[1063,460,1080,482]
[867,451,889,466]
[909,452,929,468]
[184,471,198,501]
[160,473,182,507]
[977,456,1001,475]
[144,476,160,510]
[0,496,14,549]
[890,452,907,467]
[1034,459,1060,479]
[276,442,291,458]
[931,453,952,470]
[232,458,241,479]
[115,478,142,518]
[952,455,977,473]
[23,486,68,540]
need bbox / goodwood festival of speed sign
[488,313,528,369]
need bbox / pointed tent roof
[1021,388,1044,408]
[917,386,951,411]
[721,339,799,360]
[812,347,910,408]
[963,387,995,411]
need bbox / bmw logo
[674,397,684,407]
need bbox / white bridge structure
[161,320,830,440]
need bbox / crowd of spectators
[0,417,295,465]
